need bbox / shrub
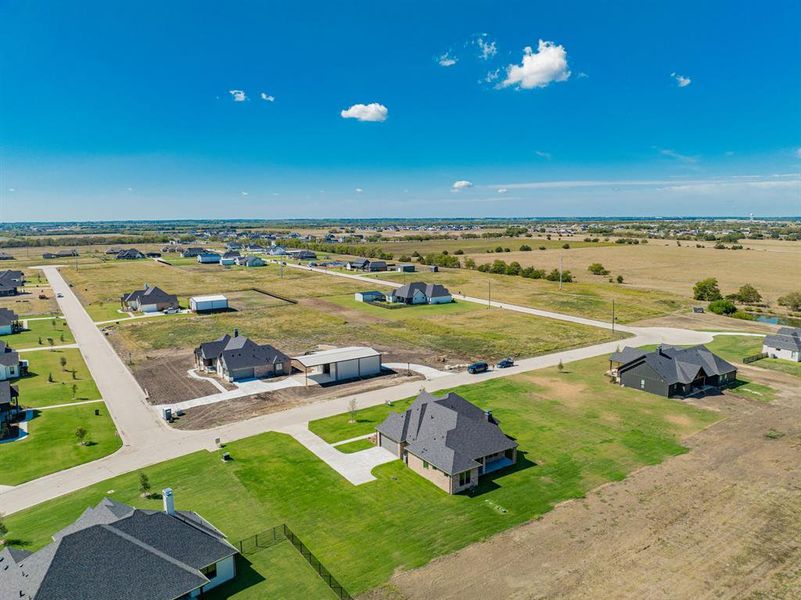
[735,283,762,304]
[616,275,624,284]
[519,244,532,251]
[490,259,508,274]
[454,249,464,255]
[538,246,546,250]
[693,278,723,301]
[778,291,801,312]
[505,262,522,276]
[709,299,737,315]
[561,243,570,249]
[495,246,504,253]
[546,269,572,282]
[521,267,545,279]
[464,257,476,269]
[588,263,609,276]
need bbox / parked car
[56,293,64,298]
[496,358,514,369]
[467,361,489,374]
[163,307,179,314]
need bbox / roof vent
[163,488,175,515]
[234,328,239,338]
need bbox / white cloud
[497,188,508,194]
[229,89,247,102]
[260,92,275,102]
[659,148,699,163]
[671,72,692,87]
[241,191,249,196]
[340,102,388,122]
[477,36,497,60]
[355,187,364,193]
[438,52,457,67]
[500,40,571,90]
[483,68,501,83]
[452,180,473,191]
[535,150,552,160]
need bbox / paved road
[0,265,734,515]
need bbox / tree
[709,299,737,315]
[519,244,532,251]
[72,383,78,398]
[47,337,54,346]
[60,356,67,371]
[139,472,152,499]
[693,278,722,301]
[616,275,624,284]
[348,398,358,424]
[736,283,762,304]
[38,336,42,345]
[75,427,88,446]
[505,261,522,276]
[557,359,564,372]
[48,372,54,383]
[778,291,801,312]
[60,333,65,343]
[490,259,508,274]
[588,263,609,275]
[464,257,476,270]
[561,243,570,249]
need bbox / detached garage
[291,347,382,385]
[190,294,229,313]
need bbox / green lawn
[0,402,120,485]
[334,438,376,453]
[4,355,719,597]
[87,301,131,322]
[13,348,101,408]
[704,335,801,380]
[4,317,73,348]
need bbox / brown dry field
[463,238,801,305]
[365,372,801,600]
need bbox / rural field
[2,355,721,597]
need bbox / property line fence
[236,524,352,600]
[743,352,768,364]
[250,287,298,304]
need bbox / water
[753,314,801,328]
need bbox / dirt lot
[131,350,221,404]
[365,378,801,600]
[634,311,779,333]
[171,369,423,429]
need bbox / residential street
[0,265,731,516]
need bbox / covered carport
[291,347,383,386]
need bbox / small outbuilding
[762,327,801,362]
[396,264,416,272]
[190,294,229,313]
[355,290,385,303]
[197,252,221,264]
[291,346,382,385]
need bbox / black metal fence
[743,352,767,364]
[236,524,352,600]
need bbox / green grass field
[13,348,101,408]
[3,317,73,348]
[334,438,375,453]
[0,402,120,485]
[704,335,801,380]
[4,355,719,597]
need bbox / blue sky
[1,0,799,221]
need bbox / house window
[423,460,429,469]
[640,379,645,389]
[201,563,218,580]
[459,471,471,486]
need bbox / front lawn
[13,348,101,408]
[0,402,120,485]
[4,355,719,597]
[4,317,73,348]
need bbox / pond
[753,314,801,328]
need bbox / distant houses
[0,341,27,381]
[121,285,179,313]
[182,247,206,258]
[195,331,290,381]
[763,327,801,362]
[396,263,416,272]
[0,308,22,335]
[115,248,146,260]
[376,391,518,494]
[346,258,387,272]
[0,252,16,261]
[285,249,317,260]
[609,345,737,398]
[0,270,24,296]
[235,256,265,268]
[388,282,453,305]
[0,493,239,599]
[42,249,78,259]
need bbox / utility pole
[559,255,563,290]
[611,299,616,333]
[488,280,491,309]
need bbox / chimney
[234,328,239,338]
[163,488,175,515]
[484,410,492,421]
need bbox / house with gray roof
[388,282,453,305]
[0,491,238,599]
[194,330,290,381]
[120,285,178,313]
[612,344,737,398]
[0,341,27,381]
[376,391,518,494]
[0,308,21,335]
[116,248,146,260]
[0,270,24,297]
[762,327,801,362]
[0,380,20,437]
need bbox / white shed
[291,346,382,385]
[190,294,229,313]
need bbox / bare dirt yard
[131,350,221,404]
[365,380,801,600]
[170,369,423,429]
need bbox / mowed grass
[0,402,120,485]
[360,268,689,323]
[334,438,375,453]
[4,355,719,597]
[13,348,101,408]
[704,335,801,380]
[3,317,73,348]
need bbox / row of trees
[474,259,573,282]
[693,278,801,316]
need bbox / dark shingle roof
[391,282,451,301]
[0,498,237,600]
[763,327,801,352]
[618,345,736,385]
[196,334,288,372]
[609,347,647,364]
[0,307,19,327]
[0,381,19,409]
[0,341,19,367]
[122,285,178,306]
[377,391,517,475]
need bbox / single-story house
[121,285,179,313]
[190,294,229,313]
[0,341,27,381]
[286,249,317,260]
[376,391,518,494]
[195,331,289,381]
[146,251,162,258]
[235,256,265,267]
[222,250,241,259]
[105,247,122,255]
[291,346,382,384]
[396,264,416,272]
[182,247,206,258]
[0,308,21,335]
[388,282,453,305]
[116,248,146,260]
[42,249,78,259]
[225,243,242,251]
[762,327,801,362]
[355,290,386,303]
[611,344,737,398]
[0,492,238,599]
[197,252,221,264]
[346,258,387,272]
[246,244,267,253]
[0,270,24,297]
[268,245,287,256]
[0,252,15,261]
[0,381,20,434]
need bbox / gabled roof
[0,381,20,408]
[391,282,451,300]
[0,498,237,600]
[377,391,517,475]
[0,341,20,367]
[0,270,23,288]
[196,334,288,371]
[609,347,646,364]
[348,258,369,267]
[618,345,736,385]
[122,285,177,306]
[116,249,145,259]
[764,327,801,352]
[0,307,19,327]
